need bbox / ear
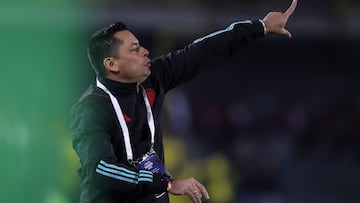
[103,57,119,72]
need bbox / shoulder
[73,83,108,105]
[71,83,112,118]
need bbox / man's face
[109,30,151,84]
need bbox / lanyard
[96,78,155,162]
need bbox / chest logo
[145,88,156,108]
[123,114,132,122]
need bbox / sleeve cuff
[150,173,170,193]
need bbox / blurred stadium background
[0,0,359,203]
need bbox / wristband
[259,19,267,35]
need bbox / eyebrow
[130,42,140,47]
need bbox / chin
[139,73,151,84]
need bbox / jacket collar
[97,76,138,96]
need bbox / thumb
[281,28,292,38]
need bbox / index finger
[284,0,297,17]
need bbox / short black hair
[87,22,128,76]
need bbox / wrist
[259,19,267,35]
[167,179,172,192]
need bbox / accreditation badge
[134,149,171,198]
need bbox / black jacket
[71,20,265,203]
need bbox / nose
[141,46,149,57]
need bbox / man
[70,1,297,202]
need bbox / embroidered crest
[145,88,156,107]
[124,114,132,122]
